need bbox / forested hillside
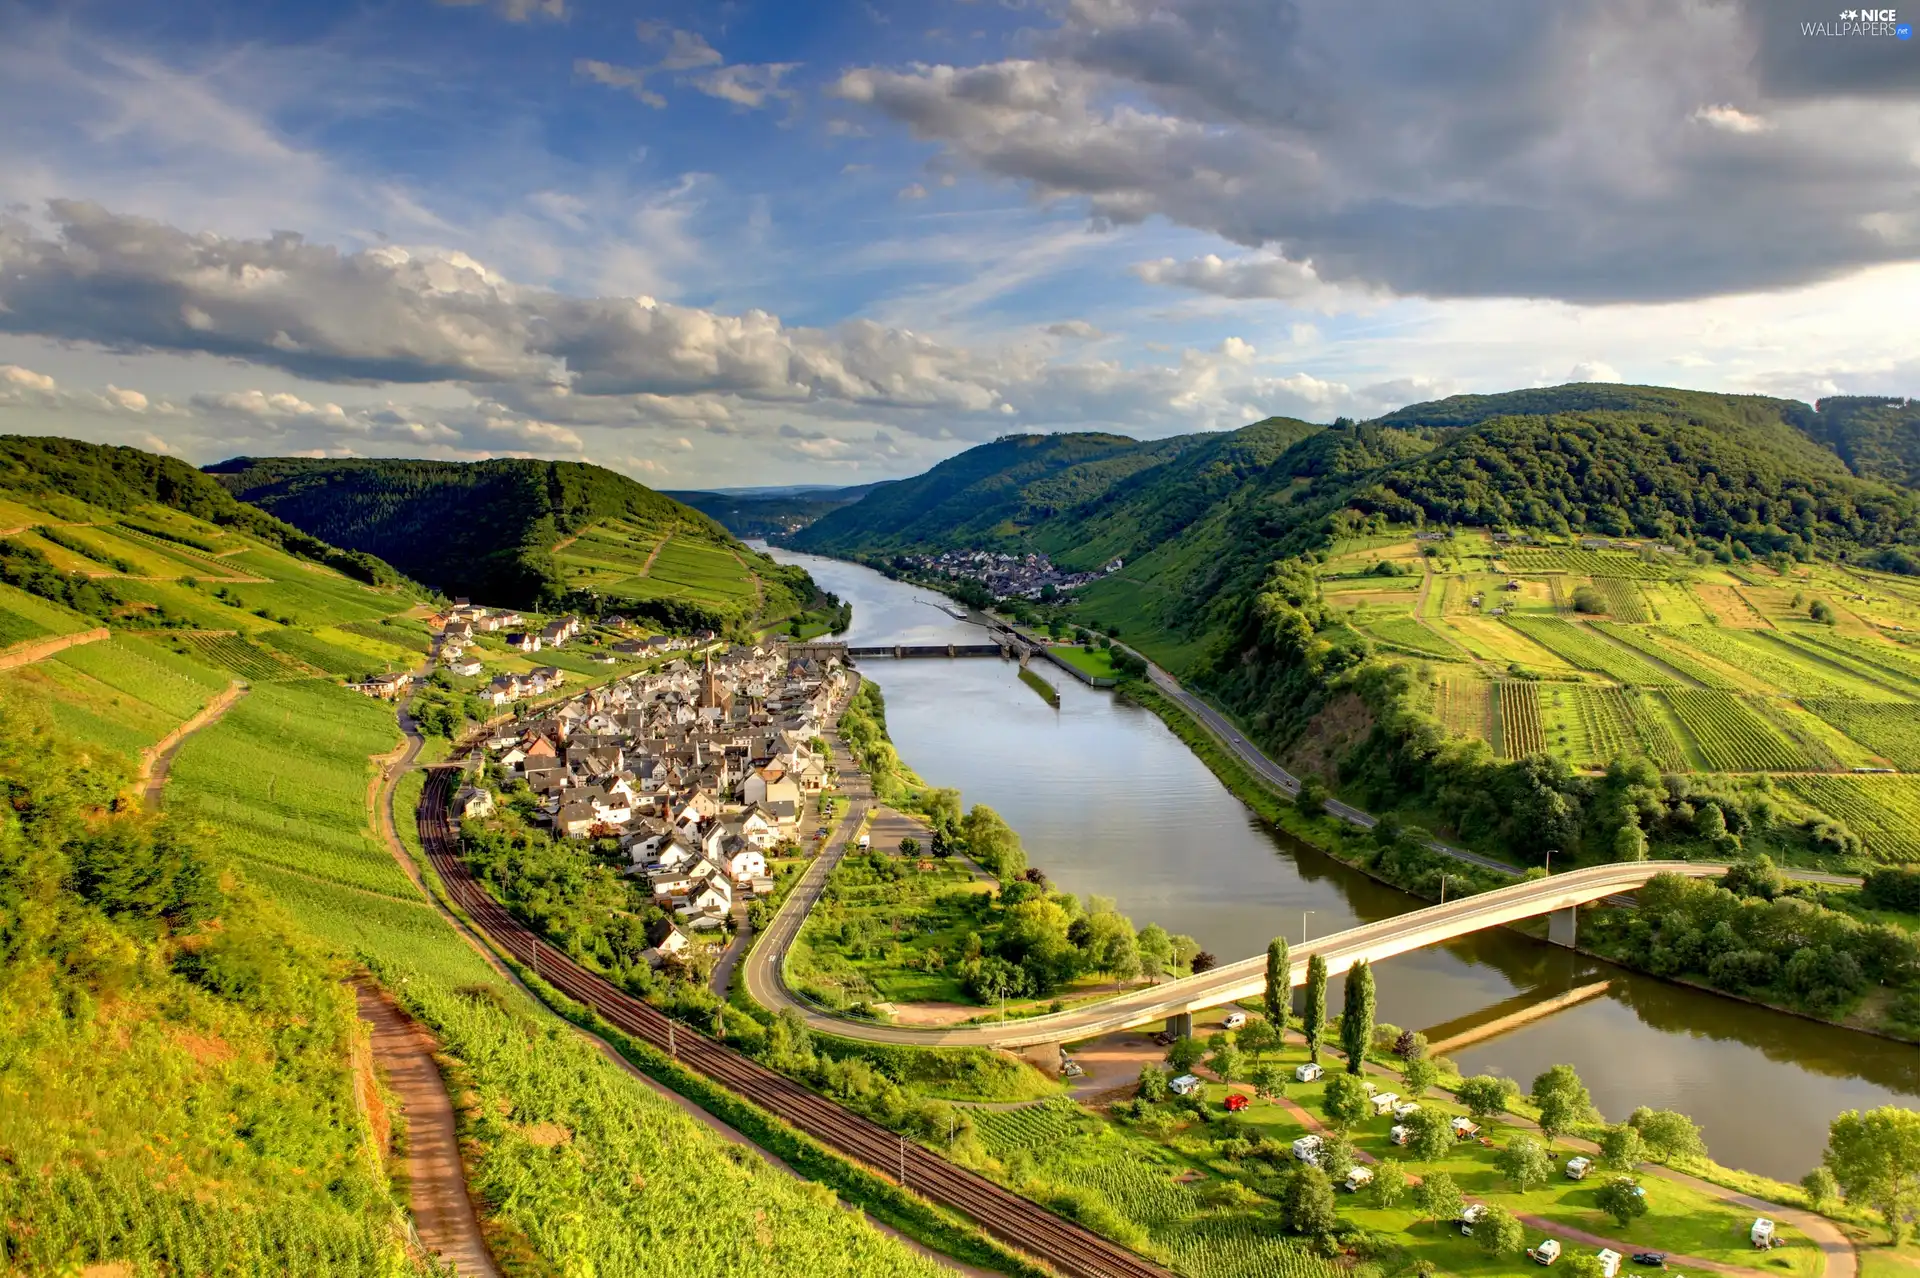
[667,483,884,538]
[798,382,1920,874]
[209,456,822,629]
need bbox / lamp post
[1302,910,1315,945]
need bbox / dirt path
[552,533,582,554]
[0,626,110,671]
[639,532,669,576]
[140,681,247,809]
[353,982,501,1277]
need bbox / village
[447,629,851,962]
[895,548,1124,600]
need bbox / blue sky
[1,0,1916,487]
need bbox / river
[766,546,1920,1181]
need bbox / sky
[0,0,1916,489]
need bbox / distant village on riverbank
[894,549,1124,601]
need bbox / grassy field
[1052,644,1120,679]
[791,850,994,1007]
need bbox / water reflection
[765,546,1920,1179]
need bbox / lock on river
[765,546,1920,1182]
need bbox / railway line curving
[416,767,1174,1278]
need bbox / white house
[452,787,494,820]
[719,836,768,885]
[555,802,597,838]
[448,658,484,678]
[736,806,780,849]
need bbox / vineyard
[1803,699,1920,770]
[1778,776,1920,862]
[1795,630,1920,690]
[1769,630,1920,698]
[1162,1215,1344,1278]
[1665,626,1877,699]
[1500,547,1670,578]
[52,636,230,722]
[1591,578,1651,622]
[0,602,49,649]
[1570,685,1634,763]
[258,625,393,677]
[1660,690,1809,772]
[170,630,316,681]
[1503,617,1679,685]
[1360,615,1465,660]
[1589,623,1742,689]
[1433,674,1494,742]
[1497,680,1546,757]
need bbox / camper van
[1389,1125,1412,1146]
[1564,1156,1593,1181]
[1295,1062,1324,1083]
[1223,1011,1248,1030]
[1752,1219,1777,1249]
[1392,1102,1421,1120]
[1458,1204,1489,1237]
[1291,1135,1324,1166]
[1169,1074,1203,1097]
[1528,1239,1563,1266]
[1343,1165,1374,1193]
[1595,1249,1622,1278]
[1451,1116,1481,1140]
[1370,1091,1400,1117]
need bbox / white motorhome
[1294,1062,1324,1083]
[1529,1240,1562,1266]
[1291,1135,1323,1166]
[1564,1156,1593,1181]
[1343,1165,1373,1193]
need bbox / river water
[767,547,1920,1181]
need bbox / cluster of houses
[454,643,847,937]
[896,549,1122,601]
[483,666,569,706]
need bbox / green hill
[667,483,887,539]
[1797,395,1920,489]
[208,456,823,630]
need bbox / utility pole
[669,1020,677,1058]
[899,1134,907,1189]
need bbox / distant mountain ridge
[666,482,888,539]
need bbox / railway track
[416,768,1172,1278]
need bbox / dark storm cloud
[834,0,1920,302]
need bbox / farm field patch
[1496,680,1545,757]
[1690,583,1770,627]
[165,630,315,681]
[1504,617,1678,685]
[1660,690,1809,771]
[1666,626,1891,699]
[1499,547,1672,578]
[1779,776,1920,862]
[1588,623,1746,690]
[1803,700,1920,770]
[1359,614,1468,661]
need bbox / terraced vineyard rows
[1779,776,1920,862]
[1661,690,1808,771]
[1504,617,1678,685]
[1501,547,1670,578]
[1497,680,1546,757]
[1571,685,1633,762]
[1434,674,1494,742]
[1361,615,1465,660]
[1163,1218,1345,1278]
[1669,625,1880,699]
[1770,630,1920,697]
[170,631,314,681]
[1589,623,1741,689]
[1592,578,1650,621]
[1803,699,1920,770]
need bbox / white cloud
[576,60,666,109]
[1,364,57,394]
[437,0,566,22]
[1133,252,1357,306]
[1567,361,1623,383]
[898,182,929,201]
[1044,320,1103,339]
[692,63,800,111]
[1691,103,1771,134]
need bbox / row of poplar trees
[1263,937,1376,1071]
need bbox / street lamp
[1302,910,1315,944]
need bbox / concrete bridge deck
[747,858,1738,1051]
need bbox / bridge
[747,859,1737,1054]
[845,643,1011,659]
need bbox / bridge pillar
[1016,1041,1064,1077]
[1167,1011,1194,1039]
[894,645,904,659]
[1548,905,1578,948]
[947,644,956,657]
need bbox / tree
[1393,1028,1429,1062]
[1302,953,1329,1062]
[1281,1165,1339,1236]
[1341,959,1376,1074]
[1565,1252,1611,1278]
[1318,1133,1357,1185]
[1801,1166,1839,1211]
[1496,1135,1553,1190]
[1137,924,1174,983]
[1531,1064,1594,1145]
[1297,775,1328,817]
[1599,1123,1646,1172]
[1191,950,1219,974]
[1474,1204,1525,1256]
[1572,585,1607,614]
[1237,1020,1279,1056]
[1614,821,1648,862]
[1165,1036,1206,1073]
[1209,1045,1245,1086]
[1136,1065,1168,1102]
[1823,1106,1920,1241]
[1405,1107,1455,1162]
[1402,1056,1439,1101]
[1457,1075,1514,1124]
[1629,1107,1707,1163]
[1248,1061,1287,1102]
[1372,1158,1409,1210]
[1265,937,1292,1035]
[1415,1172,1463,1228]
[1811,600,1836,624]
[898,836,919,855]
[1597,1176,1650,1229]
[1323,1073,1372,1130]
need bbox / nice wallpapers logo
[1805,7,1914,36]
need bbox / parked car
[1631,1253,1668,1268]
[1060,1059,1084,1079]
[1223,1011,1248,1030]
